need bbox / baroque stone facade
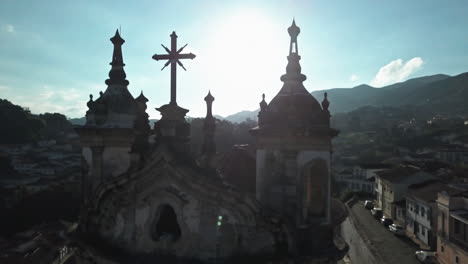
[75,21,348,263]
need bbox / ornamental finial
[204,90,215,118]
[288,19,300,55]
[322,92,330,111]
[136,90,149,103]
[87,94,94,109]
[106,29,128,86]
[260,93,268,111]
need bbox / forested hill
[202,73,467,123]
[311,73,468,115]
[0,99,74,144]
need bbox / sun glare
[199,11,286,116]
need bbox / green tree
[0,99,44,143]
[38,112,74,139]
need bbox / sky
[0,0,467,119]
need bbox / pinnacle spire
[204,90,215,118]
[106,29,129,86]
[202,91,216,157]
[281,19,306,84]
[321,92,330,111]
[110,29,125,65]
[288,19,300,55]
[111,29,124,44]
[259,93,267,111]
[136,90,148,102]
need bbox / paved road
[350,201,421,264]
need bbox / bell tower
[251,20,339,227]
[76,30,140,208]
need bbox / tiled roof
[377,166,422,183]
[408,181,465,203]
[358,163,392,169]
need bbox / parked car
[371,208,383,219]
[388,224,405,236]
[415,250,437,263]
[364,200,374,210]
[380,217,394,227]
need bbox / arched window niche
[151,204,181,243]
[301,158,328,222]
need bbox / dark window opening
[153,204,181,242]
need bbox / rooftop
[357,163,392,170]
[377,165,435,184]
[451,209,468,224]
[408,181,464,203]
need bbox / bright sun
[198,11,286,116]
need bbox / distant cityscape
[0,4,467,262]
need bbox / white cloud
[370,57,424,87]
[13,85,88,118]
[18,98,88,118]
[58,88,81,101]
[2,24,15,33]
[349,74,359,82]
[39,90,55,99]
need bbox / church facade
[75,21,348,263]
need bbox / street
[349,201,422,264]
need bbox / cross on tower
[152,31,196,105]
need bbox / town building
[436,145,468,167]
[436,191,468,264]
[0,222,76,264]
[375,165,435,219]
[337,163,390,194]
[406,181,463,250]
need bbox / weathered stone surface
[80,142,281,261]
[75,22,349,264]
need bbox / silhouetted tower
[106,30,129,86]
[132,91,151,159]
[202,91,216,157]
[251,19,339,228]
[76,29,139,211]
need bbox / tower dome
[256,20,330,132]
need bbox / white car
[388,224,405,236]
[415,250,437,263]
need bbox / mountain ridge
[68,72,467,125]
[311,73,458,113]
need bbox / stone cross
[152,31,196,105]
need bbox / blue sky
[0,0,467,118]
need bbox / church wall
[80,146,132,191]
[92,166,277,261]
[296,150,330,169]
[255,147,332,223]
[341,206,382,264]
[296,150,331,223]
[81,147,93,197]
[97,186,194,256]
[103,111,137,128]
[256,149,267,203]
[133,192,193,256]
[82,147,92,167]
[256,148,295,213]
[102,147,131,178]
